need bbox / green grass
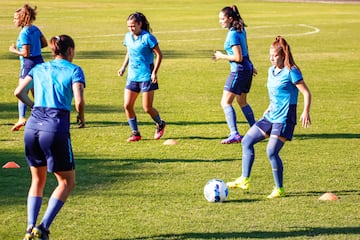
[1,0,360,239]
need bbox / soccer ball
[203,179,228,202]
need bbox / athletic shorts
[126,80,159,93]
[20,55,44,78]
[255,116,296,141]
[224,57,253,95]
[24,128,75,172]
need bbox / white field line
[77,24,320,42]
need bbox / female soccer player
[9,4,47,131]
[118,12,165,142]
[14,35,85,240]
[213,5,257,144]
[227,36,312,199]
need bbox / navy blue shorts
[256,117,296,141]
[20,55,44,78]
[126,80,159,93]
[224,58,253,95]
[24,128,75,172]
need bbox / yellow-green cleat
[226,176,250,190]
[32,225,50,240]
[23,232,33,240]
[23,226,34,240]
[267,187,285,199]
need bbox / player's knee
[123,103,131,111]
[241,134,253,149]
[60,178,75,192]
[143,106,152,114]
[266,145,278,160]
[66,181,75,195]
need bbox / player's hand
[300,112,311,128]
[151,72,158,83]
[253,67,258,76]
[118,68,125,77]
[76,113,85,128]
[212,50,223,61]
[9,43,16,53]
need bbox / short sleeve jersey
[29,59,86,111]
[123,30,158,82]
[17,25,44,66]
[224,28,249,72]
[264,66,303,123]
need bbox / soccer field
[0,1,359,239]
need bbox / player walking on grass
[118,12,165,142]
[14,35,85,240]
[227,36,312,199]
[9,4,47,131]
[213,5,257,144]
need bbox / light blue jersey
[224,28,249,72]
[17,25,44,66]
[124,30,158,82]
[265,66,303,123]
[28,59,85,111]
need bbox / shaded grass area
[0,0,359,239]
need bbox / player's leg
[267,135,285,187]
[39,170,75,227]
[221,90,241,144]
[25,166,47,239]
[227,121,267,190]
[33,131,76,239]
[32,170,75,240]
[23,128,47,239]
[266,135,286,199]
[236,93,255,127]
[12,78,28,131]
[13,59,36,131]
[124,88,141,141]
[266,121,294,199]
[235,62,255,128]
[142,82,166,139]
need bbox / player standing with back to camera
[227,36,312,199]
[14,34,85,240]
[9,4,47,131]
[213,5,257,144]
[118,12,166,142]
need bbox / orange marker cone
[319,192,339,201]
[163,139,178,145]
[2,161,21,168]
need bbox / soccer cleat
[127,131,141,142]
[221,133,242,144]
[32,225,50,240]
[23,227,34,240]
[11,118,27,131]
[154,120,166,140]
[226,176,250,190]
[267,187,285,199]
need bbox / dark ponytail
[49,35,75,58]
[127,12,152,32]
[221,5,247,32]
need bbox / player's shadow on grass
[71,157,239,195]
[113,226,360,239]
[287,189,360,197]
[3,49,214,60]
[73,119,231,130]
[162,49,214,59]
[294,133,360,139]
[1,156,239,206]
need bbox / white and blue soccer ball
[203,179,229,202]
